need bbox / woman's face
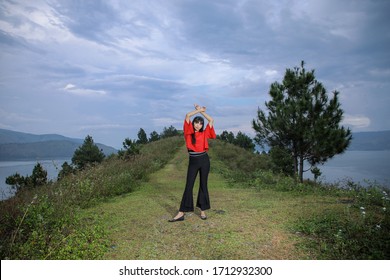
[194,121,203,132]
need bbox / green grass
[83,146,308,259]
[1,138,389,259]
[84,142,368,260]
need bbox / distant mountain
[348,130,390,151]
[0,129,117,160]
[0,129,82,144]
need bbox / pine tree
[6,163,48,192]
[72,135,105,170]
[136,128,148,144]
[252,61,352,182]
[234,131,255,152]
[218,130,235,144]
[149,131,160,142]
[30,163,48,187]
[160,125,179,138]
[58,161,74,180]
[122,137,140,158]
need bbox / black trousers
[179,153,211,212]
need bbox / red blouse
[183,120,216,152]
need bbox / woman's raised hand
[194,104,206,112]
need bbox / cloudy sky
[1,0,389,149]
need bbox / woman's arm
[185,104,201,123]
[186,104,214,127]
[197,105,214,128]
[200,111,214,128]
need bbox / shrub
[209,140,271,186]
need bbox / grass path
[85,146,317,260]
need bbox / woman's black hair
[191,116,204,144]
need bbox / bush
[209,140,271,186]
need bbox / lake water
[0,158,71,200]
[1,150,389,200]
[304,150,390,187]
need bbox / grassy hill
[0,137,389,260]
[85,145,308,259]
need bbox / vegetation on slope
[1,137,389,260]
[210,140,390,259]
[0,137,183,259]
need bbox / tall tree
[58,161,74,180]
[6,163,48,192]
[121,137,140,158]
[30,163,48,187]
[218,130,255,151]
[72,135,105,170]
[252,61,352,182]
[160,125,179,138]
[149,131,160,142]
[234,131,255,152]
[136,128,148,144]
[218,130,235,144]
[5,172,26,193]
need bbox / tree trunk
[293,152,298,180]
[299,155,304,183]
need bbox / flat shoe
[200,215,207,220]
[168,215,184,222]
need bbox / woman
[169,104,216,222]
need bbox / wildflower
[376,224,381,230]
[361,211,366,216]
[383,207,387,211]
[360,206,365,211]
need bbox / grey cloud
[1,0,389,148]
[50,0,118,42]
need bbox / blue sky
[1,0,389,149]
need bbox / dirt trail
[87,146,307,260]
